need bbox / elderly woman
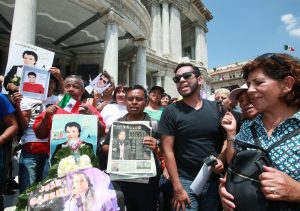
[220,53,300,211]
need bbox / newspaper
[107,121,157,183]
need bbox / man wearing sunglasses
[159,63,226,211]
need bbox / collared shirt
[236,110,300,181]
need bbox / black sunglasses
[255,53,287,66]
[173,72,197,83]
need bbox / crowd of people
[0,52,299,211]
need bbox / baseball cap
[229,84,248,105]
[149,86,165,95]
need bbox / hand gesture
[10,92,23,107]
[45,105,59,119]
[219,177,235,211]
[143,136,157,151]
[49,67,62,81]
[172,187,191,211]
[212,158,225,175]
[221,112,237,133]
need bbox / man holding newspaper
[102,84,161,211]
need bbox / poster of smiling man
[2,40,54,94]
[50,114,98,162]
[20,65,50,100]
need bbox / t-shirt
[144,107,164,121]
[23,82,45,94]
[20,95,59,154]
[0,93,15,118]
[158,99,224,180]
[100,103,128,130]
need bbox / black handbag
[226,126,300,211]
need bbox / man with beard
[158,63,226,211]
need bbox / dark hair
[126,84,148,102]
[27,72,36,77]
[174,63,201,76]
[65,122,81,137]
[162,93,171,101]
[113,84,128,102]
[23,50,38,62]
[243,53,300,107]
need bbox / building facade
[0,0,212,97]
[209,61,249,94]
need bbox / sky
[202,0,300,69]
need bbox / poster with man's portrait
[50,114,98,161]
[27,168,119,211]
[2,40,54,94]
[85,72,112,94]
[19,66,50,100]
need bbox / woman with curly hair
[220,53,300,210]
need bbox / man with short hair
[4,50,38,94]
[159,63,226,211]
[102,85,161,211]
[32,75,105,156]
[23,71,45,94]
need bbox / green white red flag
[58,94,80,113]
[284,45,295,51]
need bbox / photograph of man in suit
[112,128,132,160]
[4,50,38,94]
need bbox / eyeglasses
[173,72,197,83]
[255,53,287,66]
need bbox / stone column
[156,75,162,86]
[9,0,37,55]
[135,40,147,88]
[125,63,130,86]
[162,0,170,57]
[195,24,208,68]
[130,58,136,86]
[156,3,162,55]
[170,4,182,60]
[150,2,158,51]
[102,10,121,83]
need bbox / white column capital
[193,22,208,32]
[101,9,123,25]
[133,40,148,48]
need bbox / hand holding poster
[85,72,112,94]
[2,40,54,94]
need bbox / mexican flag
[284,45,295,51]
[58,94,80,113]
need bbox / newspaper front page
[107,121,157,183]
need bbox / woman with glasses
[220,53,300,211]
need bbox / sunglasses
[99,77,108,84]
[173,72,197,83]
[255,53,287,66]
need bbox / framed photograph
[19,66,50,100]
[2,40,54,94]
[85,73,112,94]
[50,114,98,161]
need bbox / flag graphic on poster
[58,94,80,113]
[284,45,295,51]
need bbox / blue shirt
[236,110,300,181]
[0,93,15,118]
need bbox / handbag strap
[234,139,267,152]
[250,125,260,146]
[266,128,300,152]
